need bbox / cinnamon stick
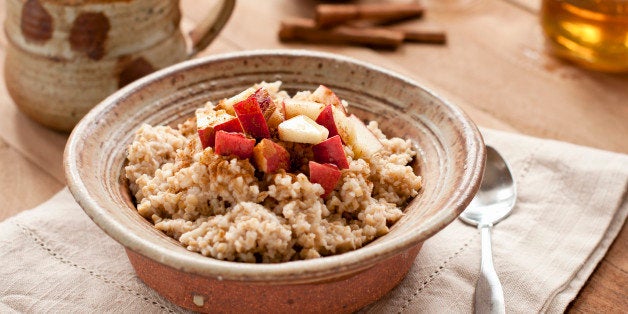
[401,29,447,44]
[279,18,404,50]
[315,3,424,28]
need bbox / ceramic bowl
[64,50,485,313]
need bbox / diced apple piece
[310,85,346,114]
[330,106,352,143]
[253,139,290,173]
[201,100,215,110]
[254,88,277,121]
[266,107,285,130]
[315,105,341,139]
[310,85,341,106]
[213,118,243,143]
[278,115,329,144]
[254,81,282,95]
[214,131,255,159]
[312,135,349,169]
[216,87,256,115]
[233,93,271,139]
[346,114,383,158]
[309,161,342,197]
[198,118,243,149]
[283,99,326,120]
[196,108,243,149]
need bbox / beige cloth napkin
[1,129,627,313]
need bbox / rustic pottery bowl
[64,50,485,313]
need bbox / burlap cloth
[1,129,627,313]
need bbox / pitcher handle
[187,0,236,57]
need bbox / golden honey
[541,0,628,72]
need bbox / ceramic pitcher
[4,0,235,131]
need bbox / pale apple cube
[216,87,256,115]
[310,85,341,106]
[310,85,347,114]
[341,99,349,111]
[202,101,215,110]
[254,81,282,94]
[196,107,232,130]
[283,99,327,120]
[331,106,352,141]
[278,115,329,144]
[267,108,285,130]
[346,114,383,158]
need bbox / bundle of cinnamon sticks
[279,3,446,50]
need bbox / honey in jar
[541,0,628,73]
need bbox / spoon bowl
[460,146,516,314]
[460,146,516,227]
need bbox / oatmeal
[125,82,422,263]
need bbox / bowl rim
[64,49,485,282]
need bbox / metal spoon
[460,146,516,314]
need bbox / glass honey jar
[541,0,628,73]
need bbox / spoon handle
[475,225,505,314]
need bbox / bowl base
[126,243,422,313]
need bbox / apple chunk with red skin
[214,131,255,159]
[315,104,342,139]
[312,135,349,169]
[317,105,353,144]
[254,88,277,121]
[345,114,383,158]
[309,161,342,198]
[253,139,290,173]
[330,112,383,159]
[233,89,272,139]
[196,109,243,149]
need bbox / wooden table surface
[0,0,626,312]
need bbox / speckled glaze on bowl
[64,50,485,313]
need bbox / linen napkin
[1,128,627,313]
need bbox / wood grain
[568,218,628,313]
[0,0,625,312]
[0,137,63,220]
